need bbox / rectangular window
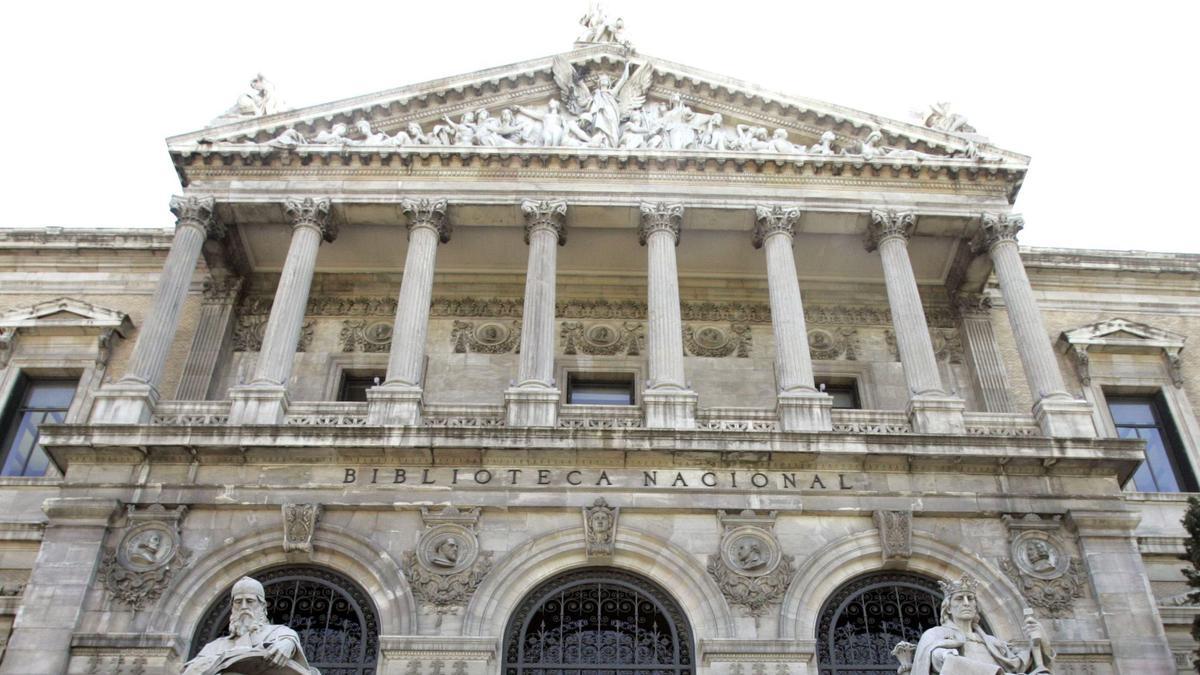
[817,379,860,410]
[566,372,635,406]
[338,374,382,403]
[1107,394,1196,492]
[0,377,77,477]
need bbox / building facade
[0,15,1198,675]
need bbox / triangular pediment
[1060,319,1186,353]
[169,43,1026,167]
[0,298,133,336]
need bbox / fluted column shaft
[979,214,1068,401]
[121,196,221,392]
[641,203,687,389]
[516,200,567,388]
[868,210,945,398]
[756,206,816,392]
[251,198,335,386]
[384,199,449,387]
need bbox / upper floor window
[817,379,860,409]
[338,374,382,403]
[0,376,76,477]
[1107,394,1196,492]
[566,372,636,405]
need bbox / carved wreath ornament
[402,507,493,613]
[100,505,190,611]
[1000,514,1086,616]
[707,511,794,616]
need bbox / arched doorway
[190,565,380,675]
[815,571,969,675]
[503,567,695,674]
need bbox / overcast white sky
[1,1,1197,253]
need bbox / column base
[906,395,966,434]
[1033,396,1097,438]
[89,381,159,424]
[777,391,833,432]
[228,384,290,425]
[643,389,698,429]
[504,387,560,427]
[367,385,424,426]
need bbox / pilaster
[368,198,451,426]
[174,275,242,400]
[640,202,696,429]
[505,199,567,427]
[229,197,334,425]
[91,196,222,423]
[954,293,1014,413]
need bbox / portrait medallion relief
[474,322,510,347]
[694,326,728,350]
[584,323,621,348]
[362,320,393,346]
[1011,530,1069,580]
[118,523,177,571]
[100,505,190,611]
[416,523,478,575]
[719,526,781,577]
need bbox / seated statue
[182,576,319,675]
[897,575,1053,675]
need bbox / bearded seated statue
[182,577,320,675]
[895,575,1053,675]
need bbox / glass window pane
[0,378,77,478]
[24,381,77,409]
[0,414,38,476]
[1139,428,1181,493]
[570,385,633,406]
[1108,394,1194,493]
[1108,401,1155,425]
[1130,461,1157,492]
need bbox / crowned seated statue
[893,575,1053,675]
[182,577,319,675]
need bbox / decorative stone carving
[917,102,976,134]
[976,212,1025,251]
[873,510,912,563]
[450,320,521,354]
[212,73,287,124]
[340,319,394,352]
[233,316,313,352]
[808,327,858,360]
[582,498,619,557]
[1059,318,1188,390]
[520,199,568,245]
[1000,514,1086,617]
[577,2,633,50]
[683,323,752,358]
[403,507,493,612]
[401,197,451,243]
[283,196,337,242]
[182,576,317,675]
[865,209,916,251]
[1168,352,1185,388]
[895,574,1053,675]
[639,202,684,245]
[707,510,794,616]
[169,195,224,239]
[281,503,321,553]
[953,293,992,320]
[553,55,654,148]
[561,321,643,356]
[1068,344,1091,386]
[885,328,963,364]
[99,505,189,611]
[752,205,800,248]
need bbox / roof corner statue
[210,73,288,126]
[893,575,1054,675]
[182,577,318,675]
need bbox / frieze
[232,316,314,352]
[99,505,190,611]
[885,327,963,363]
[341,319,394,352]
[684,323,752,358]
[808,327,858,361]
[451,320,521,354]
[339,467,862,491]
[561,321,643,356]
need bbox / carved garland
[232,316,314,352]
[99,505,190,611]
[451,320,521,354]
[561,321,643,356]
[684,323,752,358]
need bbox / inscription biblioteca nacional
[341,467,859,490]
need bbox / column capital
[401,197,451,243]
[638,202,683,246]
[169,195,224,239]
[520,199,568,245]
[953,292,993,319]
[284,197,337,242]
[752,204,800,248]
[974,212,1024,252]
[864,208,916,251]
[201,275,243,304]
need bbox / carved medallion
[340,320,393,352]
[707,510,793,616]
[417,524,479,574]
[402,507,493,612]
[808,327,859,361]
[451,320,520,354]
[684,323,752,358]
[1000,514,1085,616]
[561,321,644,356]
[100,505,189,611]
[583,498,619,557]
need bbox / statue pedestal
[201,649,314,675]
[940,654,1003,675]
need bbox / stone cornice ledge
[70,632,184,655]
[699,638,816,663]
[378,635,497,659]
[41,497,121,526]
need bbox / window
[503,568,693,674]
[566,372,635,405]
[191,565,379,675]
[0,376,76,477]
[1107,394,1196,493]
[817,378,860,409]
[338,374,382,403]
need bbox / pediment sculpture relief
[183,576,318,675]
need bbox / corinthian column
[230,197,336,425]
[505,199,566,427]
[866,209,964,433]
[754,205,831,431]
[368,198,450,426]
[91,196,223,423]
[977,213,1095,437]
[640,202,696,429]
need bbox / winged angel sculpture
[552,55,654,148]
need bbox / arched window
[503,568,694,674]
[816,572,955,675]
[190,565,380,675]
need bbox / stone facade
[0,15,1197,675]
